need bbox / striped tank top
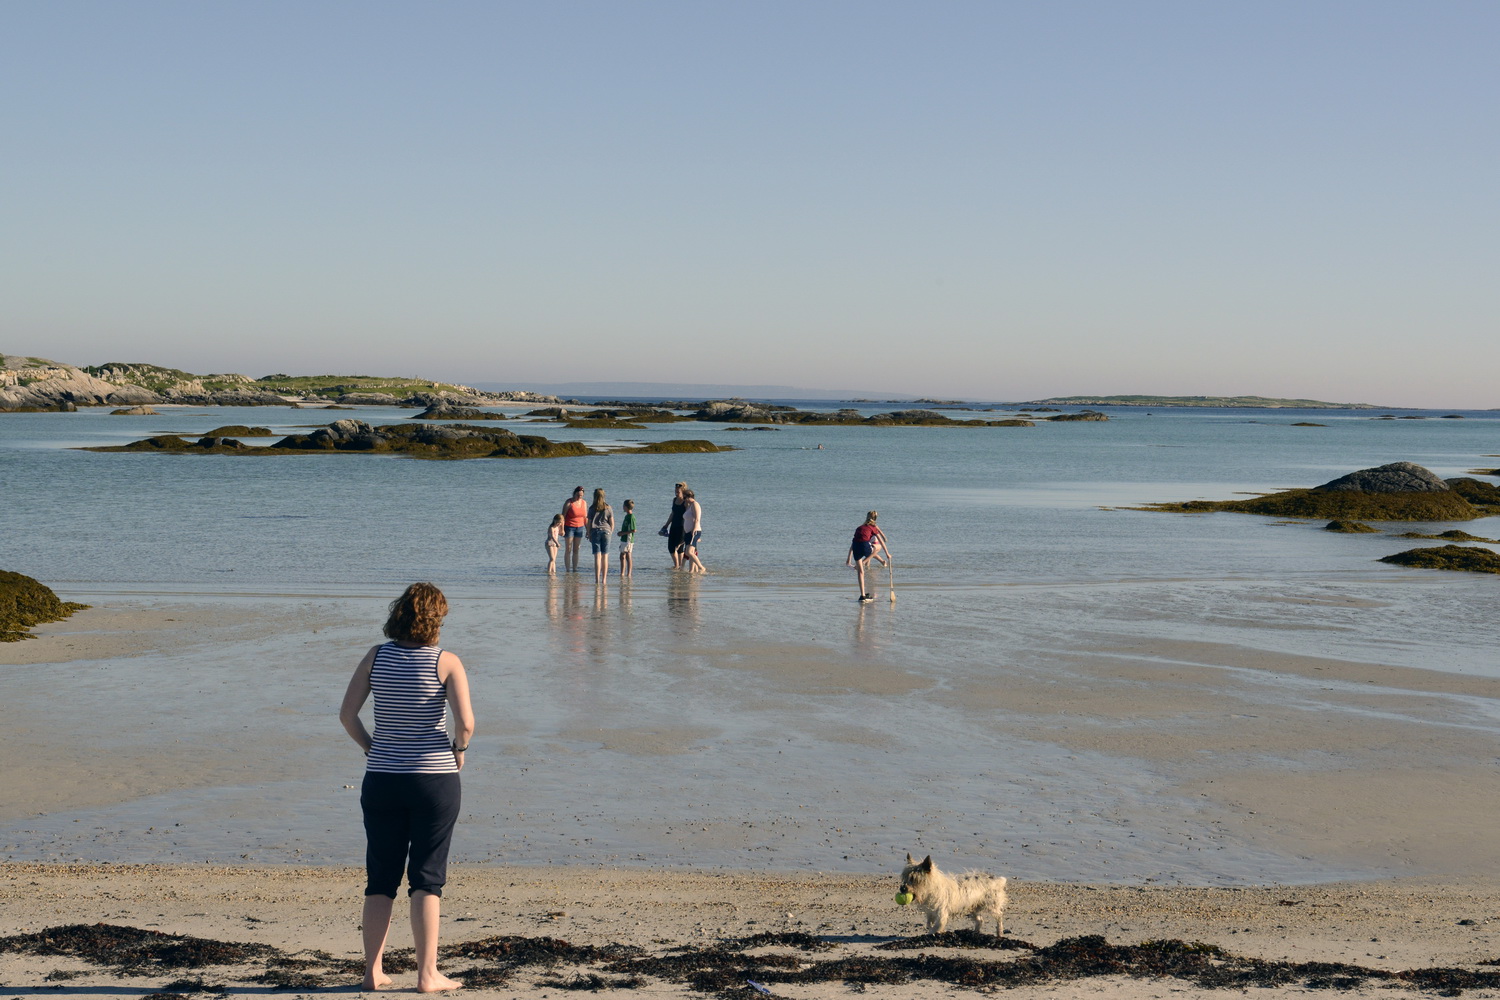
[366,642,458,774]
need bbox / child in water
[545,513,563,575]
[618,499,637,579]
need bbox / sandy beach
[4,863,1500,997]
[5,596,1500,996]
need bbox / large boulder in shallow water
[1315,462,1449,493]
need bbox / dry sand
[3,863,1500,998]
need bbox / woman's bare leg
[361,894,395,990]
[411,890,462,992]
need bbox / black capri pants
[360,771,462,898]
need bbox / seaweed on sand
[0,924,274,974]
[0,569,88,641]
[7,924,1500,995]
[1379,545,1500,574]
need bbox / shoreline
[4,863,1500,998]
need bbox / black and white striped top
[366,642,457,774]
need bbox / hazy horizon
[4,2,1495,408]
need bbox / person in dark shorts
[340,582,475,993]
[660,481,688,569]
[846,511,890,602]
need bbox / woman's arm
[438,651,475,771]
[339,646,380,755]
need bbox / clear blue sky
[3,1,1495,405]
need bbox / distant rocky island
[1026,394,1384,409]
[0,355,563,410]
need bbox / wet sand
[3,863,1500,998]
[5,595,1500,995]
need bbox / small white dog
[899,853,1008,936]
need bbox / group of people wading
[340,506,894,991]
[546,481,705,582]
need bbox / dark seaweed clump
[0,924,274,974]
[10,923,1500,995]
[1380,545,1500,575]
[1447,477,1500,506]
[202,425,273,436]
[1324,520,1380,533]
[0,569,88,641]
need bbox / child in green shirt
[618,500,638,579]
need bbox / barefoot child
[545,514,563,575]
[618,500,637,579]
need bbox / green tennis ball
[894,892,913,906]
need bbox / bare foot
[417,971,464,992]
[361,969,393,990]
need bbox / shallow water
[2,404,1497,883]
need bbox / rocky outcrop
[412,404,507,421]
[1379,545,1500,574]
[1316,462,1449,493]
[1140,462,1497,521]
[1,569,88,641]
[110,405,158,415]
[1046,410,1109,422]
[1324,520,1379,533]
[1,355,135,409]
[84,421,735,460]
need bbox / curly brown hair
[383,582,448,644]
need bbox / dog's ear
[906,853,914,864]
[920,856,933,871]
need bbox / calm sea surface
[2,403,1498,882]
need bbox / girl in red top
[846,511,890,603]
[561,486,588,572]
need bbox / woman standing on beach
[339,582,474,994]
[661,481,688,569]
[846,511,890,602]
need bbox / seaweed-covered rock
[1047,410,1109,422]
[0,570,89,641]
[629,440,736,454]
[1446,477,1500,505]
[1324,520,1379,533]
[1317,462,1449,493]
[1138,462,1488,521]
[1379,545,1500,574]
[109,405,158,415]
[695,401,788,423]
[203,425,273,437]
[1395,529,1500,542]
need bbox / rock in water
[0,570,89,641]
[1379,545,1500,574]
[1315,462,1450,493]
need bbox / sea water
[2,404,1497,882]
